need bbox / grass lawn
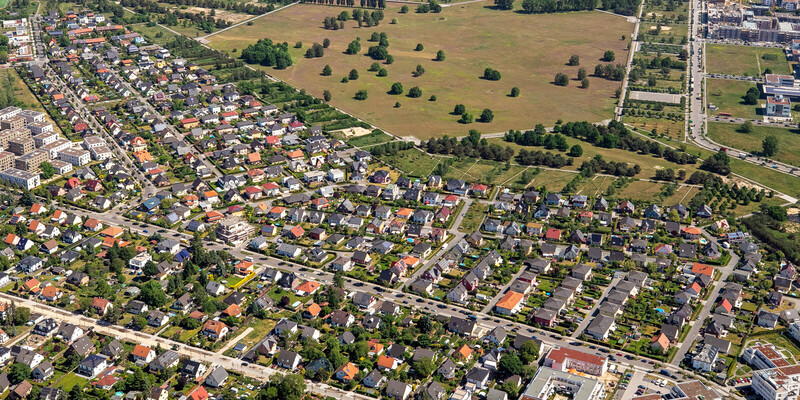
[675,140,800,199]
[130,23,180,46]
[706,79,760,119]
[706,122,800,167]
[458,201,486,233]
[527,168,577,192]
[377,148,442,178]
[56,372,87,391]
[574,175,617,197]
[346,130,393,147]
[706,44,790,76]
[621,116,684,140]
[753,332,800,358]
[640,23,688,44]
[617,179,669,201]
[4,69,61,132]
[207,3,633,139]
[443,159,526,187]
[487,136,699,180]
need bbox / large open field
[706,78,760,119]
[707,122,800,167]
[207,3,633,139]
[706,44,790,76]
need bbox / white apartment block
[49,160,72,175]
[28,121,54,136]
[0,106,21,120]
[58,148,91,166]
[91,146,113,161]
[82,136,106,149]
[18,109,45,123]
[41,139,72,159]
[752,365,800,400]
[33,131,58,147]
[521,367,604,400]
[0,168,40,189]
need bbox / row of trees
[579,155,641,176]
[304,0,385,6]
[516,149,573,168]
[519,0,599,13]
[156,0,275,15]
[594,63,627,81]
[556,120,697,164]
[368,141,415,156]
[240,38,293,69]
[424,133,515,162]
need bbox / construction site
[708,0,800,43]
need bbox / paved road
[402,198,472,290]
[670,229,740,366]
[615,0,646,119]
[685,0,800,184]
[571,276,621,338]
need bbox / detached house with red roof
[202,320,229,340]
[544,228,562,242]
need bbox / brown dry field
[208,3,634,139]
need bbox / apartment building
[215,217,255,245]
[544,347,609,377]
[0,168,40,189]
[15,149,49,172]
[28,121,54,136]
[8,137,34,156]
[752,364,800,400]
[33,131,58,147]
[1,115,27,130]
[521,367,604,400]
[58,148,91,166]
[0,151,14,171]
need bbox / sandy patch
[178,5,255,24]
[331,127,372,138]
[650,25,672,31]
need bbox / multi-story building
[667,381,722,400]
[28,121,54,136]
[752,364,800,400]
[17,109,45,123]
[544,347,609,377]
[41,139,72,159]
[692,344,719,372]
[58,148,91,166]
[0,168,40,189]
[49,160,72,175]
[743,343,792,370]
[33,131,58,147]
[82,136,105,149]
[520,367,604,400]
[8,137,34,156]
[215,217,255,245]
[15,149,49,173]
[90,145,113,161]
[1,115,27,130]
[765,95,792,119]
[0,128,31,150]
[0,151,14,171]
[0,106,22,120]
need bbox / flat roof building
[0,168,40,189]
[58,148,91,166]
[8,136,34,156]
[520,367,604,400]
[15,149,49,173]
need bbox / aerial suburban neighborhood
[0,0,796,399]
